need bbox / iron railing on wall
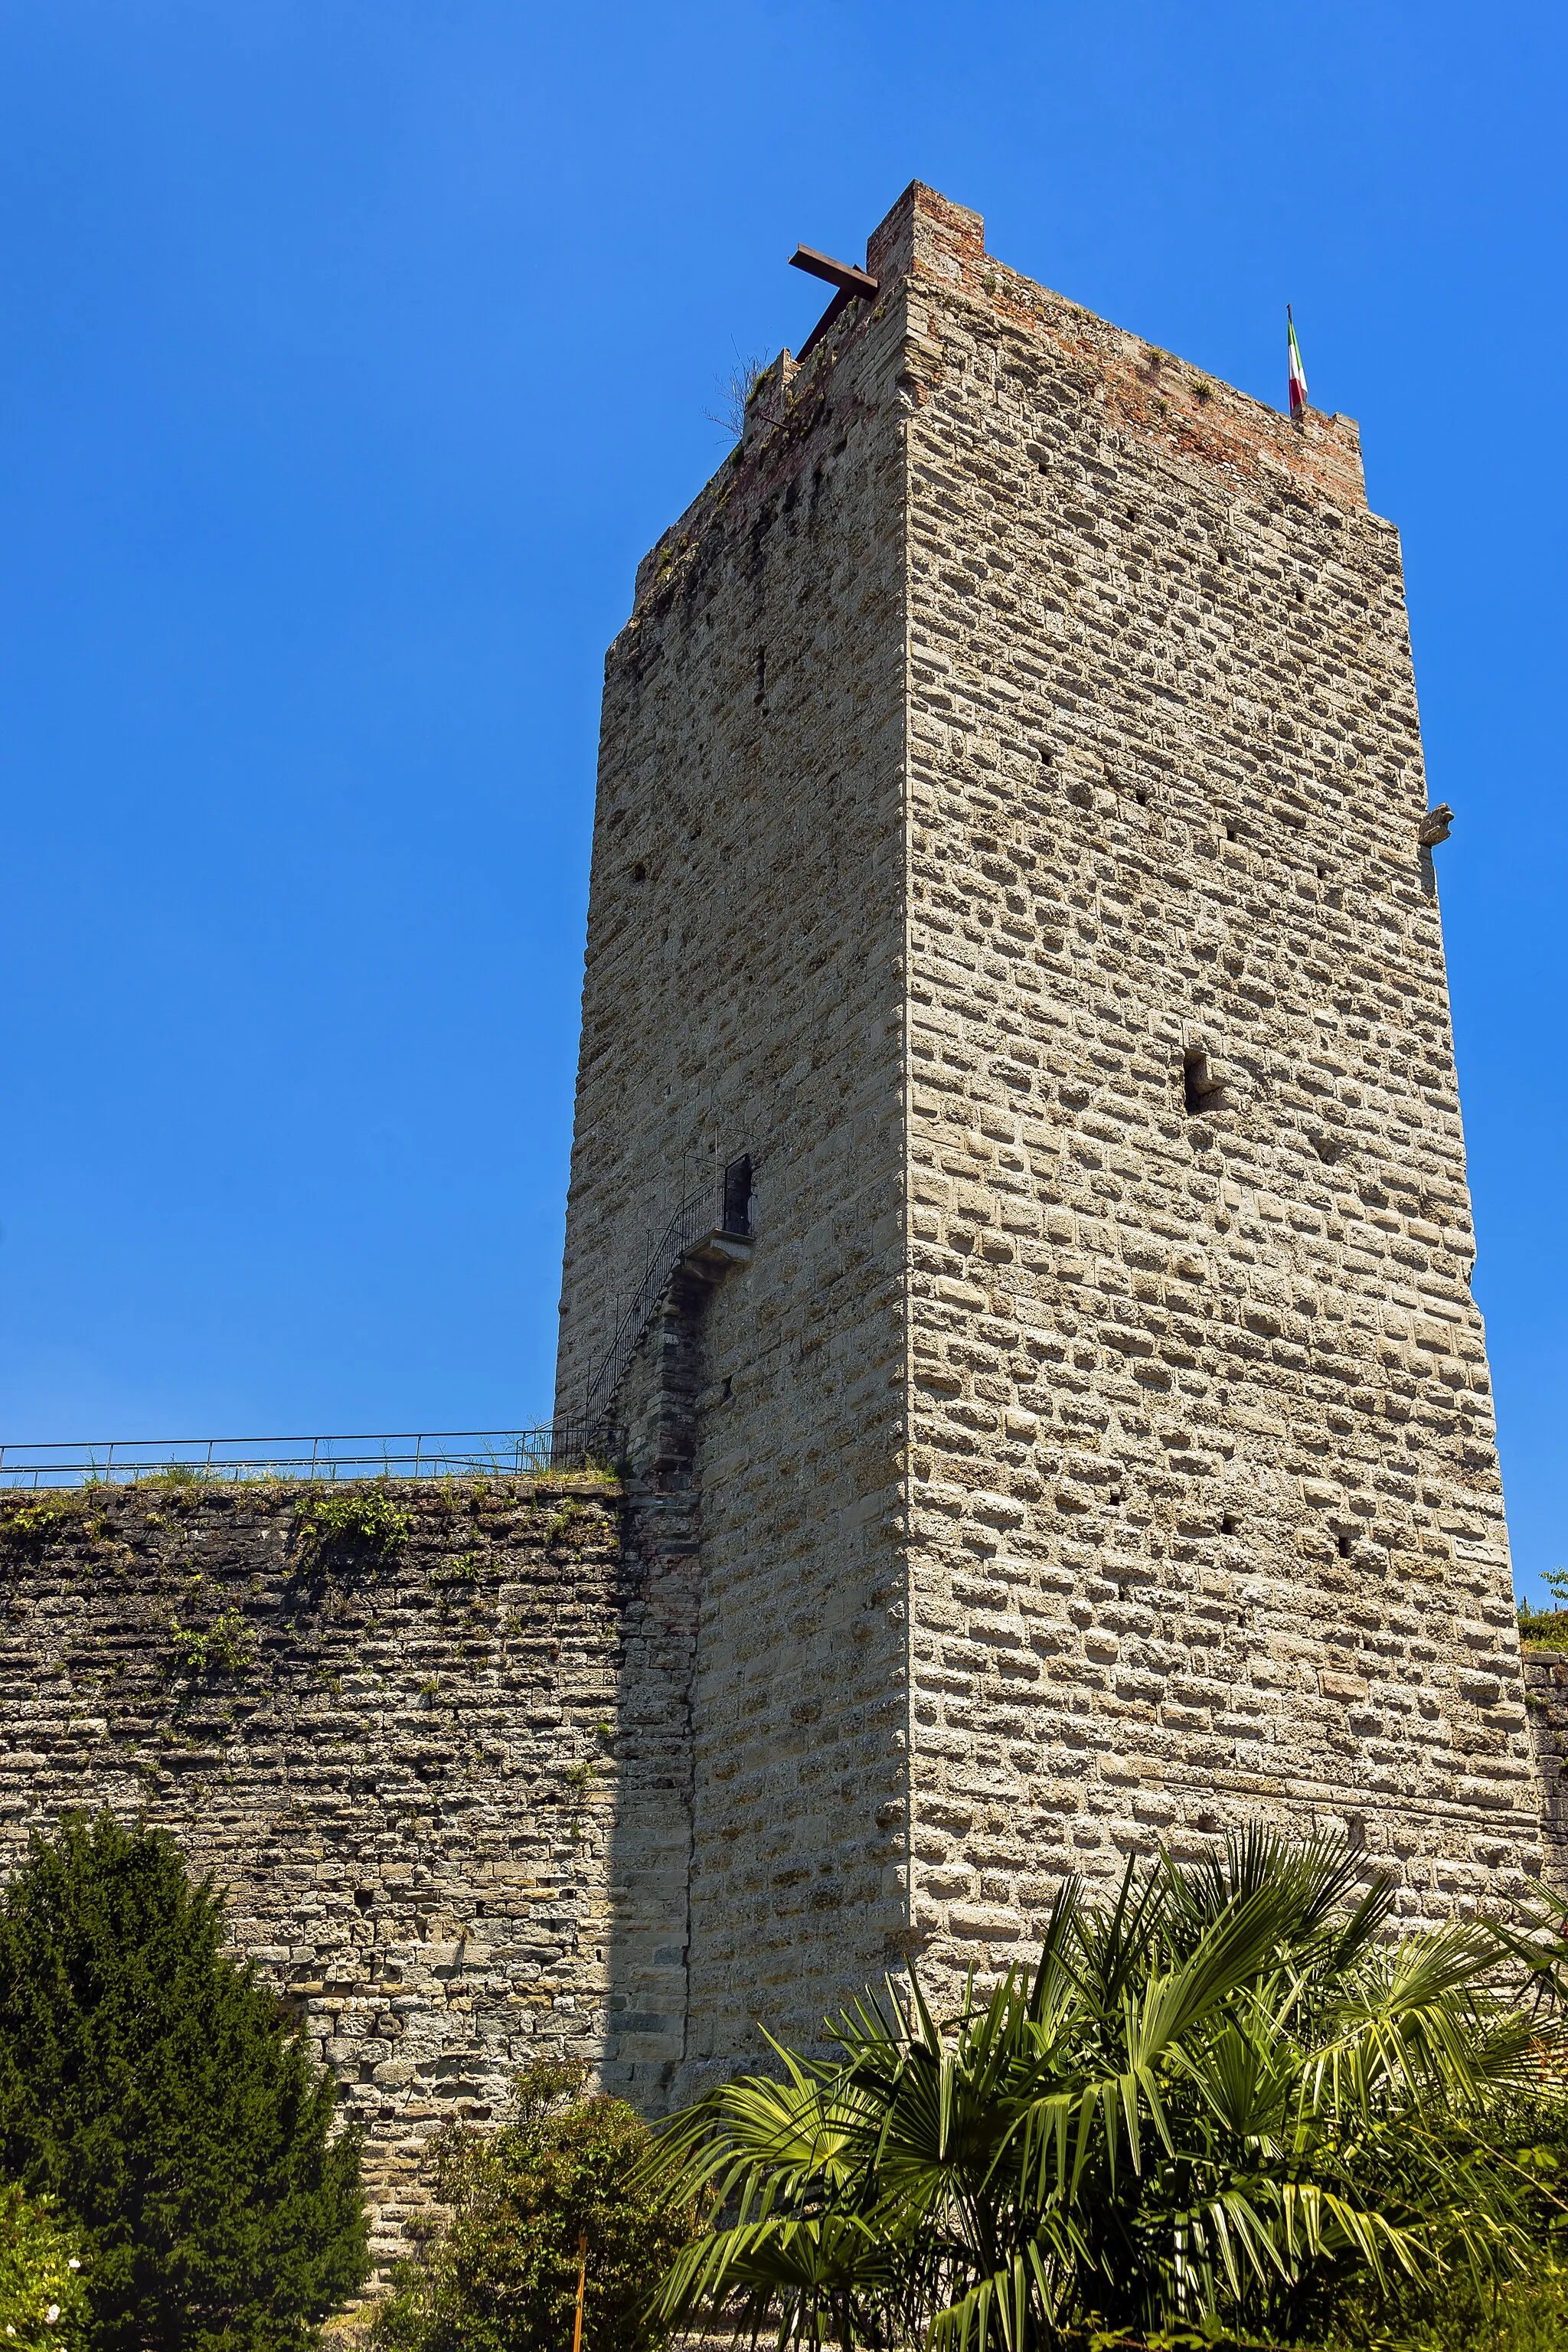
[0,1424,619,1492]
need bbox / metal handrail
[0,1423,620,1492]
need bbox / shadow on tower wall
[601,1263,729,2111]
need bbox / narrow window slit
[721,1155,753,1236]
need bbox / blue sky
[1,2,1562,1597]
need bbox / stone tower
[556,184,1540,2103]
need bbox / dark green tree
[0,1810,369,2352]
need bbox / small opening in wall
[1220,1514,1236,1535]
[755,645,766,704]
[721,1154,753,1236]
[1109,1487,1123,1504]
[1184,1051,1221,1116]
[1338,1533,1354,1560]
[632,863,647,883]
[1135,790,1148,805]
[1315,864,1326,879]
[1225,824,1238,841]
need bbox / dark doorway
[721,1155,753,1236]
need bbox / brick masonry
[557,181,1544,2070]
[0,1472,676,2269]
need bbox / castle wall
[890,187,1540,1964]
[554,299,915,2092]
[1524,1651,1568,1887]
[0,1475,636,2269]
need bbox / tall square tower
[557,185,1540,2100]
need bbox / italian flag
[1287,306,1308,420]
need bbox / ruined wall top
[628,181,1370,626]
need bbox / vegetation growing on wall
[1518,1569,1568,1650]
[293,1488,412,1559]
[165,1606,257,1678]
[0,1494,89,1553]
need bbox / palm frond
[639,1831,1557,2349]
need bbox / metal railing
[582,1160,753,1423]
[0,1423,619,1492]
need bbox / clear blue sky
[1,3,1562,1598]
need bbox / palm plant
[643,1831,1560,2349]
[1488,1877,1568,2020]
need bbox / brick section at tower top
[558,182,1541,2081]
[869,185,1370,514]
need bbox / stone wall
[0,1473,646,2268]
[1524,1651,1568,1887]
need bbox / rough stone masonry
[0,1471,674,2269]
[556,181,1544,2099]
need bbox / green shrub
[1518,1569,1568,1648]
[0,2181,89,2347]
[0,1811,369,2351]
[165,1607,257,1678]
[368,2056,704,2352]
[1331,2262,1568,2350]
[294,1488,410,1556]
